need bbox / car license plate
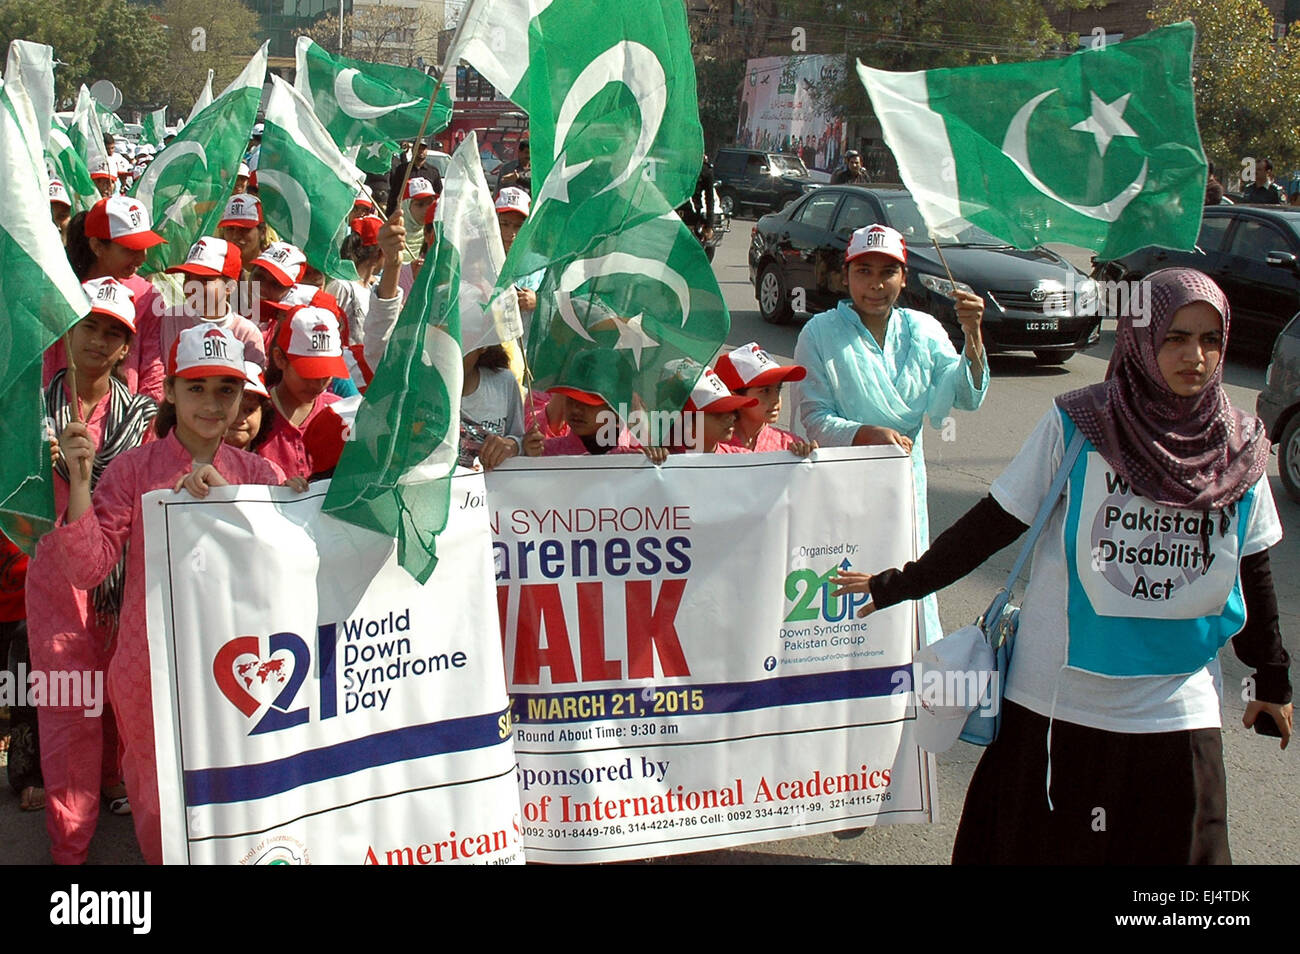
[1025,320,1059,332]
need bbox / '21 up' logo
[212,626,339,734]
[784,559,867,623]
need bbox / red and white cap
[49,179,71,208]
[846,223,907,265]
[85,196,166,250]
[242,360,269,398]
[165,236,243,281]
[81,277,137,332]
[350,215,382,247]
[353,192,375,210]
[237,162,251,179]
[218,193,263,228]
[251,242,307,286]
[713,342,807,391]
[89,157,117,182]
[684,367,758,413]
[405,177,436,200]
[168,324,247,379]
[494,186,530,217]
[275,306,349,379]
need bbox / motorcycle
[682,182,729,262]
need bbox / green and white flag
[132,44,267,276]
[142,106,167,147]
[5,40,54,151]
[0,79,91,554]
[350,139,400,177]
[323,183,464,583]
[187,69,214,124]
[95,103,126,138]
[259,74,361,282]
[857,21,1205,259]
[70,85,110,180]
[294,37,452,149]
[47,119,98,212]
[525,211,729,436]
[492,0,704,291]
[443,0,554,109]
[443,133,522,354]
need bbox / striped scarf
[45,371,157,625]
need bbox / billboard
[736,54,847,174]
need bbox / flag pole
[392,0,480,209]
[59,331,90,481]
[931,238,958,288]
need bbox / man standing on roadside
[831,149,870,185]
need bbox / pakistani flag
[443,0,554,110]
[323,193,463,584]
[142,107,167,147]
[351,139,400,177]
[492,0,704,292]
[70,85,109,182]
[259,75,361,282]
[442,133,522,354]
[188,69,214,124]
[5,40,54,151]
[858,21,1205,259]
[132,44,267,276]
[294,37,452,149]
[95,103,126,138]
[526,211,729,439]
[0,79,90,554]
[47,119,97,212]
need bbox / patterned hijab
[1056,268,1269,511]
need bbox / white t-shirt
[459,367,525,468]
[991,409,1283,733]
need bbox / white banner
[145,472,522,865]
[488,447,936,863]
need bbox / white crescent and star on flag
[1001,87,1146,221]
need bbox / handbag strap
[979,429,1086,628]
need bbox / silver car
[1258,312,1300,502]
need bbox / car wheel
[1280,414,1300,504]
[1033,350,1073,365]
[757,263,792,324]
[718,191,736,217]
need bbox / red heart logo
[213,635,298,717]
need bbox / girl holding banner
[46,326,302,863]
[830,268,1290,864]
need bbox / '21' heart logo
[213,633,313,735]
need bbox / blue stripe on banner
[183,710,508,806]
[512,666,909,725]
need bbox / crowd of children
[9,168,821,864]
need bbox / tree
[0,0,167,107]
[1151,0,1300,177]
[153,0,261,116]
[298,3,440,68]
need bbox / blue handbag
[958,431,1085,746]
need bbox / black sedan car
[748,187,1102,363]
[1092,205,1300,354]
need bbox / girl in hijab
[830,268,1289,864]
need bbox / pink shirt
[43,275,163,397]
[259,390,342,479]
[543,429,639,456]
[528,390,570,439]
[27,398,116,675]
[725,424,800,452]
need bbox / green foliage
[1151,0,1300,176]
[0,0,167,107]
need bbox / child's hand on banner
[174,465,228,498]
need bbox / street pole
[338,0,345,52]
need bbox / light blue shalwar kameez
[792,300,989,643]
